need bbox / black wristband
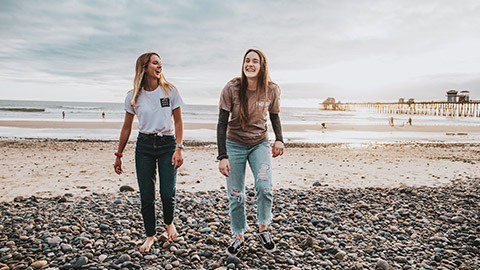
[216,154,229,160]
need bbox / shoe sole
[226,249,241,257]
[263,246,276,253]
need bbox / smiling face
[145,54,162,80]
[243,51,261,79]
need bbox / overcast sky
[1,0,479,107]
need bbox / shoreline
[2,119,480,133]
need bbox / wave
[59,106,100,110]
[0,108,45,112]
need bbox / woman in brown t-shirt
[217,48,284,256]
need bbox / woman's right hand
[219,158,230,177]
[114,157,123,175]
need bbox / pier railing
[323,101,480,117]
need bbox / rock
[313,181,322,187]
[451,216,466,223]
[226,256,241,265]
[119,185,135,192]
[200,227,211,233]
[31,260,48,269]
[376,259,389,270]
[473,238,480,246]
[116,254,131,264]
[144,255,157,260]
[60,243,72,252]
[335,250,347,260]
[47,236,62,246]
[175,249,188,256]
[73,256,88,269]
[58,226,70,232]
[158,234,168,242]
[98,254,108,263]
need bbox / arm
[269,113,284,158]
[171,106,184,169]
[114,112,134,174]
[217,109,230,176]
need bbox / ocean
[1,99,480,143]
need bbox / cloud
[1,0,480,104]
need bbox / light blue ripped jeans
[226,139,273,235]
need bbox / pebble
[98,254,108,263]
[73,256,88,269]
[60,243,72,252]
[31,260,47,269]
[119,185,135,192]
[0,180,478,269]
[376,259,390,269]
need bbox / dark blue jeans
[135,133,177,237]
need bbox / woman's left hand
[272,141,284,158]
[172,150,183,169]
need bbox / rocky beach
[1,179,479,269]
[0,140,479,269]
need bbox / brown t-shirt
[219,79,281,146]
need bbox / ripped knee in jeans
[229,188,244,202]
[257,164,270,181]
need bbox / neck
[143,78,159,91]
[246,78,257,90]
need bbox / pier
[324,101,480,117]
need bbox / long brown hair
[130,52,177,106]
[238,49,274,129]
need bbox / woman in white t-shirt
[114,52,184,253]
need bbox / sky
[1,0,479,107]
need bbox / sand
[1,139,479,202]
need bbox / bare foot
[166,224,177,241]
[139,236,155,253]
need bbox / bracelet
[216,154,228,161]
[114,152,123,158]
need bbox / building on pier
[446,90,458,102]
[458,90,470,102]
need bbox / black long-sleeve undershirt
[216,109,230,160]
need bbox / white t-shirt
[124,86,184,136]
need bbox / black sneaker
[227,238,243,256]
[258,231,276,252]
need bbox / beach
[1,105,480,269]
[1,139,480,269]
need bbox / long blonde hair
[238,48,277,129]
[130,52,177,106]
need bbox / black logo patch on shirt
[160,98,170,107]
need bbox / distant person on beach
[62,111,65,119]
[321,122,326,129]
[408,117,412,125]
[217,48,284,256]
[102,112,105,119]
[114,52,184,253]
[389,117,394,126]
